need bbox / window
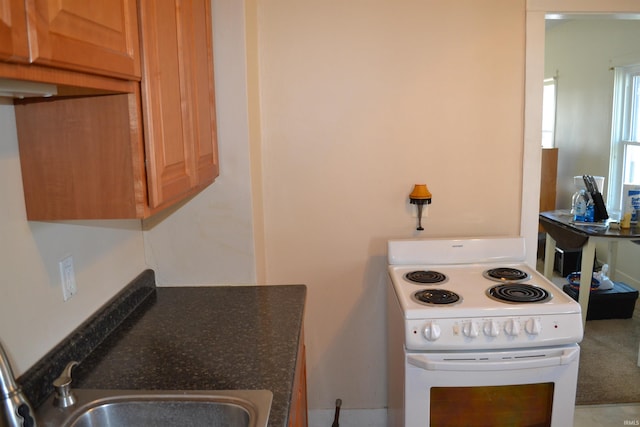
[542,78,557,148]
[609,65,640,211]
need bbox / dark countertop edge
[539,212,589,235]
[540,210,640,242]
[18,269,157,408]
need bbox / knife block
[590,191,609,221]
[582,175,609,221]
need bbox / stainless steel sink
[36,389,272,427]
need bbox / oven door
[404,344,580,427]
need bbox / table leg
[578,239,597,327]
[606,241,619,280]
[543,233,556,279]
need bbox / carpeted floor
[535,256,640,405]
[575,304,640,405]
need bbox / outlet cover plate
[59,255,77,301]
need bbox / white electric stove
[386,236,584,427]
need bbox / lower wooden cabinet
[289,328,309,427]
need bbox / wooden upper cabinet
[0,0,30,62]
[24,0,141,79]
[15,93,149,220]
[189,0,219,190]
[14,0,219,220]
[0,0,139,80]
[138,0,218,208]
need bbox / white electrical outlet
[59,255,77,301]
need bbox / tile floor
[574,403,640,427]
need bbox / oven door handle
[407,347,579,371]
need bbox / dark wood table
[539,210,640,326]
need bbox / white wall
[545,19,640,208]
[0,0,258,379]
[143,0,257,286]
[0,0,259,381]
[0,99,147,375]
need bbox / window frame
[609,65,640,211]
[541,77,557,149]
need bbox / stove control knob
[525,318,542,335]
[462,321,479,338]
[504,319,521,336]
[422,321,441,341]
[483,320,500,337]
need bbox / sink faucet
[0,341,36,427]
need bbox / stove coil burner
[483,267,531,283]
[404,270,448,284]
[487,284,551,303]
[414,289,461,305]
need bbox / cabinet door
[25,0,140,79]
[139,0,218,209]
[288,329,308,427]
[189,0,219,188]
[0,0,29,62]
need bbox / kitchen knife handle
[582,175,593,193]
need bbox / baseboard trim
[308,408,387,427]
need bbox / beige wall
[255,0,525,409]
[144,0,528,411]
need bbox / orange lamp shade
[410,184,432,202]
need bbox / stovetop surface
[389,262,580,319]
[387,237,583,349]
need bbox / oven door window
[431,383,554,427]
[404,345,580,427]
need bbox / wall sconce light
[409,184,432,231]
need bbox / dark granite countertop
[18,270,306,427]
